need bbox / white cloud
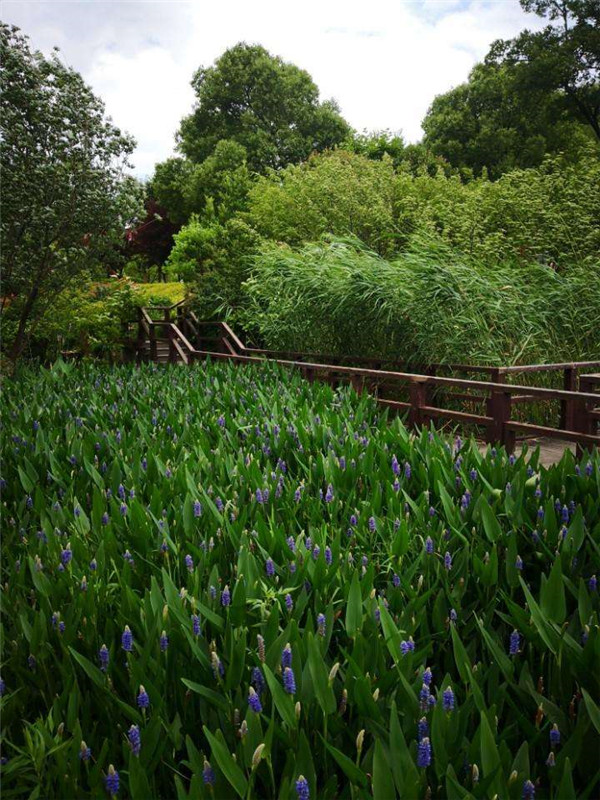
[4,0,544,176]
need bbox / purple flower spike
[444,552,452,570]
[137,685,150,708]
[417,737,431,768]
[549,724,560,747]
[589,575,597,592]
[193,500,202,517]
[221,585,231,607]
[283,666,296,694]
[423,667,432,685]
[105,765,119,796]
[266,558,275,577]
[248,687,262,713]
[203,760,215,786]
[159,631,169,652]
[191,614,201,636]
[185,554,194,572]
[509,629,520,656]
[285,593,293,611]
[442,686,455,711]
[295,776,310,800]
[99,644,109,671]
[281,643,292,669]
[425,537,434,554]
[522,780,535,799]
[325,484,334,503]
[121,626,133,653]
[128,725,141,756]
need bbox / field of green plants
[1,361,599,799]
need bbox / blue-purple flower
[105,765,119,796]
[317,613,326,637]
[248,687,262,713]
[425,536,434,554]
[127,725,141,756]
[281,643,292,669]
[283,666,296,694]
[221,585,231,607]
[417,737,431,768]
[121,625,133,652]
[265,558,275,577]
[99,644,109,671]
[509,629,520,656]
[159,630,169,652]
[191,614,201,636]
[442,686,455,711]
[549,724,560,747]
[522,779,535,799]
[137,685,149,708]
[203,760,215,785]
[295,776,310,800]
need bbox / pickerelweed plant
[0,359,598,799]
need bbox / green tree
[346,129,406,167]
[152,141,251,226]
[177,43,351,173]
[0,24,142,362]
[422,61,592,178]
[246,150,399,255]
[488,0,600,142]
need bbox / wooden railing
[127,304,600,454]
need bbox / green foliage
[177,42,351,173]
[488,0,600,143]
[166,217,260,321]
[422,62,594,178]
[247,150,400,256]
[241,235,600,366]
[0,24,143,362]
[244,149,600,266]
[1,361,599,798]
[18,281,184,361]
[152,141,251,227]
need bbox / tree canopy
[488,0,600,142]
[0,23,142,361]
[177,42,351,173]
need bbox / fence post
[488,388,514,452]
[409,379,427,430]
[575,376,597,459]
[149,322,157,362]
[560,367,577,431]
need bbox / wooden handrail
[133,306,600,452]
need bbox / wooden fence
[123,301,600,454]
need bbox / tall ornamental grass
[241,236,600,367]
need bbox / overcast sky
[4,1,543,177]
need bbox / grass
[1,360,599,799]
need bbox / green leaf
[581,688,600,735]
[202,726,248,798]
[372,738,396,800]
[479,496,502,543]
[345,570,362,638]
[321,737,368,789]
[306,632,336,715]
[540,557,566,624]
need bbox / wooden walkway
[124,301,600,457]
[479,437,575,467]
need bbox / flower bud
[356,729,365,753]
[252,743,265,768]
[472,764,479,783]
[372,688,380,701]
[295,701,301,719]
[328,663,340,683]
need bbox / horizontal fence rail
[126,304,600,455]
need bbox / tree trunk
[8,285,39,363]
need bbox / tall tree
[422,61,592,178]
[0,24,141,362]
[177,43,351,172]
[487,0,600,141]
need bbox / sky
[4,0,543,177]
